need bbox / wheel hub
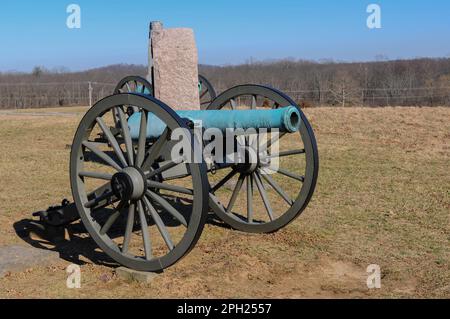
[111,167,146,201]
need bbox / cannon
[36,75,318,272]
[126,106,302,138]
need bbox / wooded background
[1,58,449,109]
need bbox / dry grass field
[0,106,448,298]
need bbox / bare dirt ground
[0,106,448,298]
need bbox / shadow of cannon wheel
[12,199,234,271]
[13,219,119,268]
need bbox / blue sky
[0,0,449,72]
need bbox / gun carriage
[37,75,319,272]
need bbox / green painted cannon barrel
[127,106,301,139]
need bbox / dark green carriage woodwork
[198,74,217,109]
[114,76,153,96]
[70,93,209,272]
[207,85,319,233]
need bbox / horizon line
[2,55,450,74]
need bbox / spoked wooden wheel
[70,93,208,271]
[207,85,319,233]
[113,76,153,119]
[198,75,217,109]
[114,76,153,96]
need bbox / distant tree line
[200,58,450,107]
[0,64,146,109]
[1,58,450,109]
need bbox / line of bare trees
[1,58,450,109]
[200,58,450,107]
[0,64,145,109]
[0,82,118,109]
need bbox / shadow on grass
[13,219,118,268]
[12,208,233,269]
[205,213,234,230]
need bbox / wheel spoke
[146,190,188,227]
[122,202,135,253]
[248,133,258,151]
[96,117,128,167]
[125,82,132,92]
[230,98,236,109]
[226,174,245,213]
[99,201,125,235]
[200,88,209,99]
[79,171,112,181]
[267,149,305,158]
[251,95,257,109]
[137,200,152,260]
[84,191,114,209]
[247,174,253,223]
[254,172,274,221]
[277,168,305,182]
[112,107,120,126]
[261,132,286,152]
[82,141,122,171]
[141,128,169,169]
[259,169,293,205]
[135,110,148,167]
[146,157,184,179]
[142,196,174,251]
[211,169,237,193]
[116,107,134,166]
[200,100,212,105]
[147,180,193,195]
[85,182,119,210]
